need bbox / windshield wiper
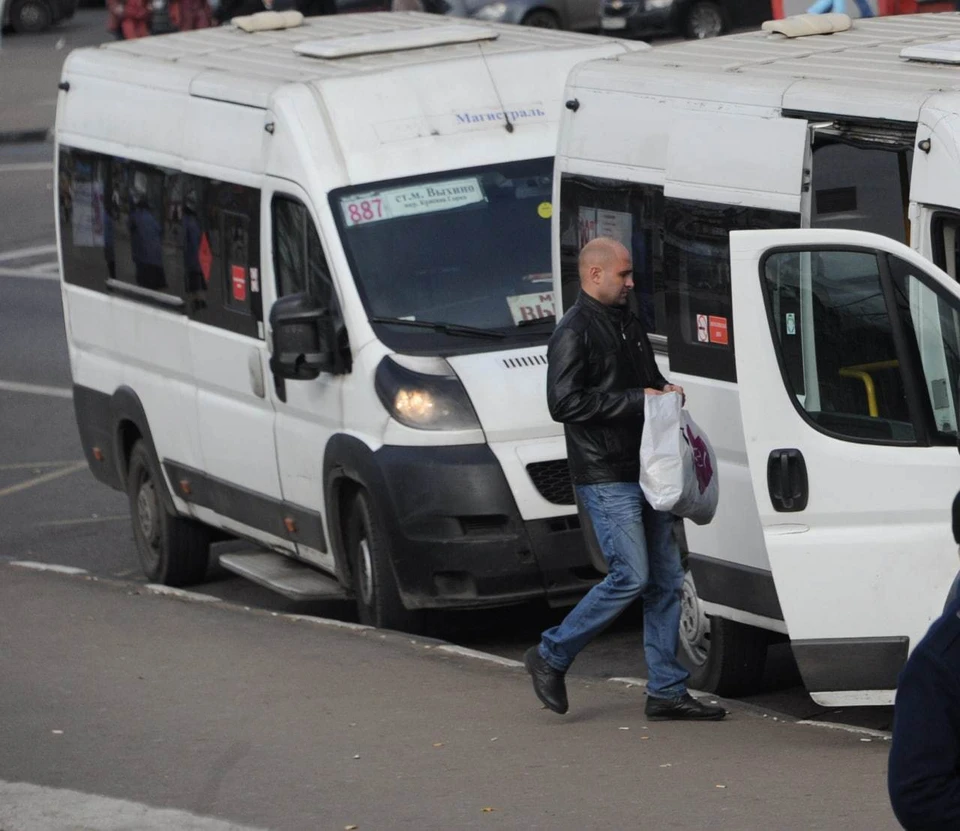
[370,316,505,340]
[515,315,556,328]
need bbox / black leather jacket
[546,292,667,485]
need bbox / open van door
[730,228,960,707]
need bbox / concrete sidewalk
[0,562,900,831]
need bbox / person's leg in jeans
[640,495,689,699]
[539,482,648,672]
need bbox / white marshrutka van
[55,14,640,630]
[555,13,960,706]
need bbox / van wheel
[522,9,561,28]
[678,571,768,696]
[347,490,423,633]
[126,440,211,586]
[683,1,723,39]
[11,0,52,32]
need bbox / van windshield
[331,158,555,353]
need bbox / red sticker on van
[198,234,212,284]
[231,265,247,302]
[708,315,729,345]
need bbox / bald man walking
[523,237,725,721]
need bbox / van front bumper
[370,443,601,610]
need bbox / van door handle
[766,449,808,513]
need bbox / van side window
[272,195,351,373]
[114,162,183,297]
[665,199,800,383]
[887,256,960,441]
[59,148,184,301]
[810,139,912,245]
[272,196,335,307]
[184,177,262,338]
[762,249,916,443]
[558,175,666,336]
[59,147,112,293]
[932,214,960,281]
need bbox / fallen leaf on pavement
[433,743,444,748]
[482,808,495,813]
[345,825,358,830]
[716,785,727,789]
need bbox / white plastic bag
[639,392,719,526]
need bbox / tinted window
[665,199,800,382]
[763,249,915,443]
[272,195,350,373]
[59,146,263,337]
[559,175,666,336]
[183,177,262,338]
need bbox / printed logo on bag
[685,425,713,494]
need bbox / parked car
[3,0,77,32]
[600,0,770,39]
[441,0,600,31]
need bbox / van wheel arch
[521,8,561,28]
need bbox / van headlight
[375,355,481,431]
[474,1,508,19]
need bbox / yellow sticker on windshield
[537,202,553,219]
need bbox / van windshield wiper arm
[370,316,505,340]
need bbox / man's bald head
[579,237,633,307]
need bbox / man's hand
[662,384,686,406]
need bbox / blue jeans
[807,0,874,15]
[539,482,689,699]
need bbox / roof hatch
[293,24,499,60]
[900,40,960,65]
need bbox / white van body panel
[58,14,645,613]
[554,13,960,700]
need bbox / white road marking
[0,461,88,499]
[0,161,54,173]
[0,380,72,398]
[0,244,57,262]
[0,780,269,831]
[0,460,85,471]
[36,515,128,528]
[10,561,89,575]
[0,266,59,280]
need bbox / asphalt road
[0,14,895,734]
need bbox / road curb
[0,560,891,735]
[0,128,53,145]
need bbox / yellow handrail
[838,369,878,417]
[837,359,899,418]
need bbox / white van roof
[569,13,960,123]
[68,12,629,109]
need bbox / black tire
[346,489,423,632]
[126,440,211,586]
[10,0,53,32]
[683,0,723,39]
[677,571,768,696]
[522,8,561,28]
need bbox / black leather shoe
[645,692,726,721]
[524,646,568,714]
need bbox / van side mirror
[269,293,334,381]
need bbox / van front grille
[527,460,575,506]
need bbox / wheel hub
[691,6,721,38]
[137,479,160,548]
[21,4,42,25]
[679,572,710,667]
